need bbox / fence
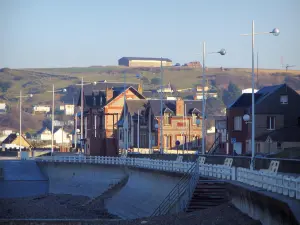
[36,156,300,200]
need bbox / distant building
[242,88,258,94]
[1,133,31,150]
[0,103,7,114]
[33,105,50,114]
[118,57,172,67]
[59,104,75,115]
[184,61,202,68]
[54,128,72,144]
[36,127,52,141]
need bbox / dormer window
[280,95,288,104]
[164,112,171,125]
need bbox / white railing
[237,167,300,200]
[36,156,300,200]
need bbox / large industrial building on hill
[118,57,172,67]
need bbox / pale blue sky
[0,0,299,69]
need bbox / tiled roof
[1,133,17,144]
[256,126,300,142]
[119,57,172,62]
[126,99,148,116]
[229,84,285,109]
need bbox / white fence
[36,156,300,200]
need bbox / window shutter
[266,116,269,129]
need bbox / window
[165,136,171,148]
[267,116,276,130]
[233,116,242,131]
[119,129,123,141]
[277,142,282,149]
[280,95,288,104]
[164,113,171,125]
[192,113,197,125]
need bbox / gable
[106,88,145,107]
[11,136,31,147]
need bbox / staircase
[186,180,229,213]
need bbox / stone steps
[186,180,229,213]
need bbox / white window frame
[233,116,242,131]
[280,95,288,104]
[267,116,276,130]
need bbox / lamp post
[196,116,201,154]
[47,85,67,156]
[159,58,164,154]
[240,21,280,170]
[16,91,33,154]
[201,42,226,155]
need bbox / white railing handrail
[35,156,300,202]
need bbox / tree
[151,78,161,85]
[222,82,242,106]
[0,81,12,92]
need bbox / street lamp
[16,91,33,154]
[240,20,280,170]
[159,58,164,154]
[47,85,67,156]
[200,42,226,155]
[196,117,201,154]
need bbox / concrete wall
[105,167,181,219]
[38,163,127,198]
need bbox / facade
[33,105,50,113]
[36,127,52,141]
[242,88,258,94]
[54,128,72,144]
[227,84,300,155]
[118,57,172,67]
[0,102,7,114]
[75,82,145,156]
[184,61,202,68]
[118,98,205,152]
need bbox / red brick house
[75,82,145,156]
[227,84,300,155]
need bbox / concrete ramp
[0,160,48,198]
[105,169,181,219]
[38,163,127,198]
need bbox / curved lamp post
[240,21,279,170]
[201,43,226,155]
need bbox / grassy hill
[0,66,300,132]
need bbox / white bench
[260,160,280,174]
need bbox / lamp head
[218,49,226,56]
[93,81,97,85]
[154,124,159,129]
[63,89,67,93]
[243,114,250,122]
[271,28,280,36]
[29,94,33,98]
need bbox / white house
[54,128,72,144]
[242,88,258,94]
[0,102,7,113]
[33,105,50,113]
[65,104,75,115]
[37,127,52,141]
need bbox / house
[33,105,50,114]
[75,82,145,156]
[242,88,258,94]
[184,61,202,68]
[0,103,7,114]
[54,128,72,144]
[118,57,172,67]
[118,98,204,152]
[157,82,176,93]
[227,84,300,155]
[1,133,31,150]
[59,104,75,115]
[36,127,52,141]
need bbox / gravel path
[0,194,119,219]
[0,195,260,225]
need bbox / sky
[0,0,299,69]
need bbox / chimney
[106,87,114,102]
[176,98,184,116]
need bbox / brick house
[227,84,300,155]
[75,82,144,156]
[119,98,210,152]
